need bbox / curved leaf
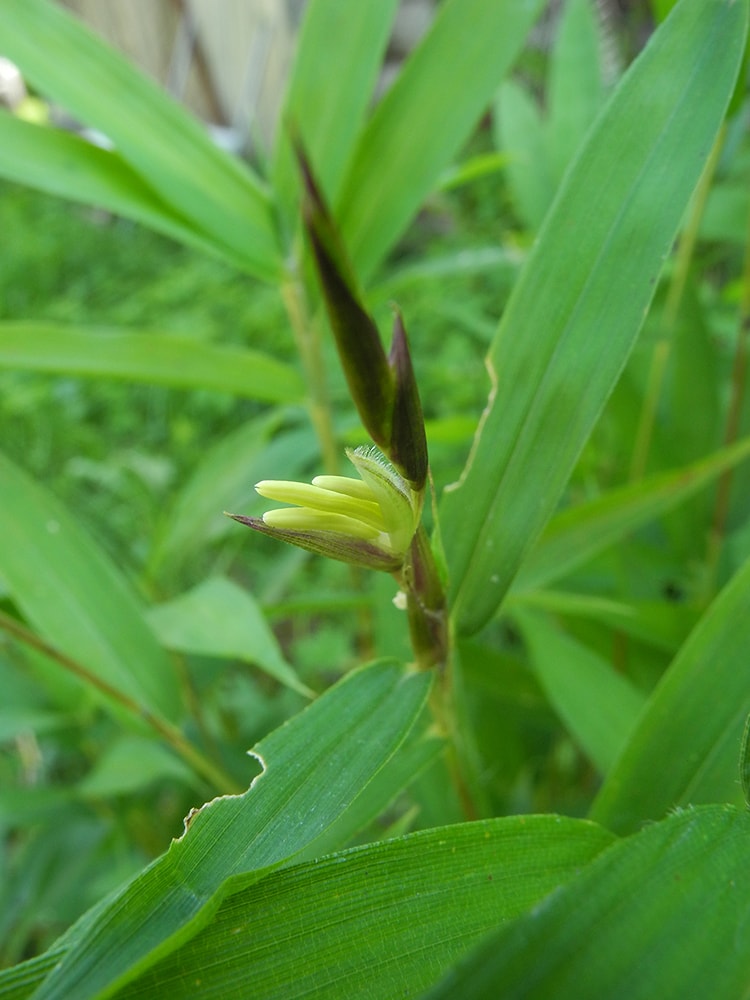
[146,576,313,697]
[114,816,614,1000]
[28,660,432,1000]
[443,0,749,636]
[427,806,750,1000]
[0,323,304,403]
[591,555,750,834]
[514,436,750,593]
[0,113,230,263]
[0,450,182,723]
[337,0,546,282]
[0,0,281,280]
[272,0,398,228]
[514,610,646,773]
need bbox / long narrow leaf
[28,660,431,1000]
[295,726,443,863]
[114,816,614,1000]
[546,0,607,182]
[0,951,56,1000]
[591,556,750,834]
[337,0,546,282]
[512,590,697,656]
[514,610,646,773]
[0,113,233,263]
[272,0,398,228]
[514,436,750,593]
[0,451,182,723]
[427,805,750,1000]
[443,0,748,636]
[494,80,553,231]
[0,323,304,403]
[0,0,281,281]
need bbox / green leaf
[442,0,749,636]
[0,0,281,281]
[665,286,720,467]
[295,725,443,862]
[0,951,56,1000]
[295,713,445,863]
[0,113,232,263]
[427,805,750,1000]
[514,436,750,593]
[337,0,546,282]
[0,322,304,403]
[373,246,520,302]
[740,715,750,808]
[110,816,614,1000]
[701,179,750,244]
[437,151,510,193]
[547,0,607,183]
[77,737,196,798]
[494,80,554,231]
[651,0,680,19]
[513,610,646,773]
[591,556,750,833]
[146,576,312,697]
[27,660,431,1000]
[512,589,697,656]
[271,0,398,228]
[0,450,182,724]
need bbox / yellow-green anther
[262,507,382,540]
[255,479,387,532]
[311,475,375,501]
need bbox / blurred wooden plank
[57,0,295,147]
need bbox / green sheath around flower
[227,447,422,573]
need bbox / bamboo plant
[0,0,750,996]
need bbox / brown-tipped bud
[295,140,394,450]
[388,311,428,490]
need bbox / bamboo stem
[400,525,479,818]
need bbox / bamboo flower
[227,447,421,573]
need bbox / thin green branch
[0,609,242,794]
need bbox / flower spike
[227,447,421,573]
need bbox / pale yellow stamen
[311,475,375,501]
[262,507,381,540]
[255,480,386,532]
